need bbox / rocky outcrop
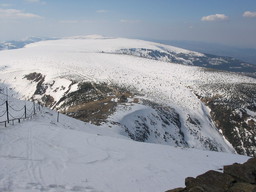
[166,158,256,192]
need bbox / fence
[0,99,42,127]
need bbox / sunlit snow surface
[0,107,249,192]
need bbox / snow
[24,37,205,56]
[0,106,249,192]
[0,37,255,153]
[0,37,254,191]
[245,108,256,117]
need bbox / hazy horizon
[0,0,256,48]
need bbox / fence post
[24,105,27,119]
[57,112,59,123]
[6,101,9,123]
[33,102,36,115]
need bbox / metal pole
[24,105,27,119]
[33,102,35,115]
[57,112,59,122]
[6,87,8,101]
[6,101,9,123]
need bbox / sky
[0,0,256,48]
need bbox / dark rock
[184,170,235,192]
[120,94,128,102]
[187,186,205,192]
[224,158,256,184]
[185,177,196,187]
[227,182,256,192]
[41,95,54,107]
[24,72,44,82]
[165,158,256,192]
[165,187,184,192]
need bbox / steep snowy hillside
[0,94,250,192]
[0,36,255,156]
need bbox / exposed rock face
[166,158,256,192]
[224,158,256,184]
[59,82,133,125]
[24,72,44,82]
[184,171,235,192]
[194,82,256,156]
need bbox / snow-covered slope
[0,36,255,155]
[0,94,250,192]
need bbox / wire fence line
[0,99,42,128]
[0,101,6,106]
[0,87,62,127]
[0,110,7,118]
[8,104,25,112]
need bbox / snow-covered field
[0,104,249,192]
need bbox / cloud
[0,9,42,19]
[243,11,256,18]
[201,14,228,21]
[120,19,141,23]
[96,10,108,13]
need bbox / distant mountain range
[0,37,58,50]
[155,39,256,65]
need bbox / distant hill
[0,37,58,50]
[155,40,256,66]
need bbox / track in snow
[0,108,250,192]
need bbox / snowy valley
[0,93,250,192]
[0,36,255,156]
[0,35,255,191]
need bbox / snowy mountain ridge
[0,37,255,156]
[2,36,255,75]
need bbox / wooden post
[6,101,9,123]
